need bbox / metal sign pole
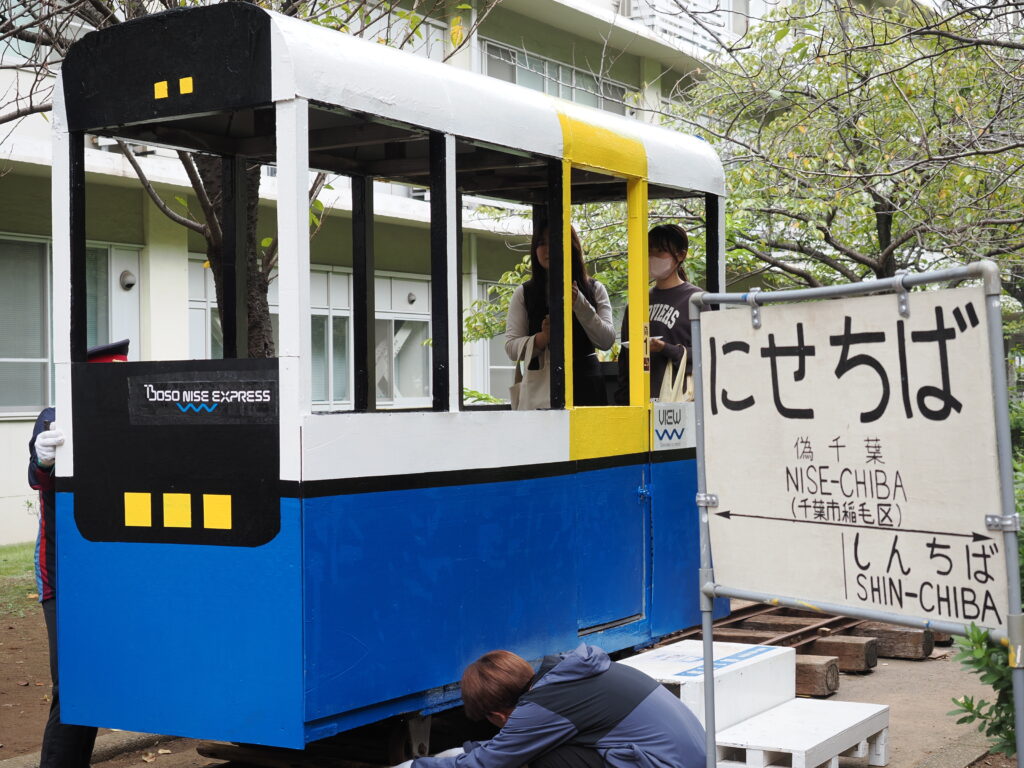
[980,264,1024,768]
[690,300,718,768]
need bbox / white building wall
[141,197,190,361]
[0,421,39,546]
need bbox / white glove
[34,426,65,468]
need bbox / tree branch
[117,141,207,237]
[176,150,222,247]
[0,101,50,125]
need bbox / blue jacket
[416,644,706,768]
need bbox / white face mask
[649,255,676,281]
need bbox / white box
[620,640,795,730]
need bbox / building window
[363,13,447,61]
[188,257,223,360]
[482,41,630,115]
[86,246,109,349]
[0,238,49,413]
[308,270,352,408]
[1,238,122,413]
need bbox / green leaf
[261,237,274,248]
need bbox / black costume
[615,282,700,404]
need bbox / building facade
[0,0,736,543]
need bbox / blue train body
[57,455,724,748]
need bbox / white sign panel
[653,402,697,451]
[701,286,1007,631]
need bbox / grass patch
[0,542,37,617]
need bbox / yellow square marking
[163,493,191,528]
[153,81,169,100]
[203,494,231,530]
[179,77,193,95]
[124,492,152,527]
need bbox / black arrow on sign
[714,510,991,541]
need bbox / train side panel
[58,495,305,747]
[302,475,579,729]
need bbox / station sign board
[701,286,1007,631]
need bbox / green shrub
[949,456,1024,755]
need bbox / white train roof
[58,4,724,199]
[267,12,723,197]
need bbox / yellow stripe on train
[123,492,231,530]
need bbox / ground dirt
[0,543,52,757]
[969,753,1014,768]
[92,739,220,768]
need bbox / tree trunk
[194,155,275,359]
[873,197,897,279]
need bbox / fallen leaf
[16,681,28,686]
[26,593,38,599]
[158,748,172,754]
[142,753,156,763]
[34,682,44,686]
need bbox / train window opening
[300,106,452,413]
[564,167,634,409]
[453,139,553,410]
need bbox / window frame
[481,39,632,115]
[0,233,52,418]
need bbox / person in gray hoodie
[414,644,706,768]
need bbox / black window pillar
[221,155,249,358]
[352,175,376,412]
[705,192,724,298]
[545,159,565,409]
[429,132,451,411]
[69,131,87,363]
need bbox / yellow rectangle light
[153,81,168,99]
[163,493,191,528]
[124,492,152,527]
[179,77,193,95]
[203,494,232,530]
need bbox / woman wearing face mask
[614,224,697,405]
[505,222,616,407]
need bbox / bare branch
[116,141,206,237]
[0,100,50,125]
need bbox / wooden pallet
[716,698,889,768]
[669,603,935,696]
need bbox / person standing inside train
[412,644,706,768]
[614,224,698,404]
[505,223,615,407]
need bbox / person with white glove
[33,426,64,468]
[27,341,127,768]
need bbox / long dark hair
[526,222,595,308]
[649,224,689,282]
